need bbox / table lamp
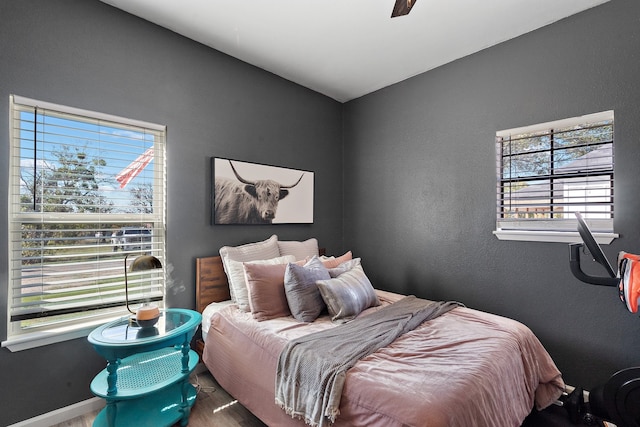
[124,254,163,328]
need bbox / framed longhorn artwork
[212,157,314,225]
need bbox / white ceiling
[100,0,609,103]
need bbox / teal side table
[88,309,202,427]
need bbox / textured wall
[343,0,640,391]
[3,0,640,425]
[0,1,342,424]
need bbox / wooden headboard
[196,248,326,313]
[195,256,231,313]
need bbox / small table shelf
[88,309,202,427]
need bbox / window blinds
[496,111,614,233]
[9,95,166,330]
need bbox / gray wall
[343,0,640,392]
[2,0,640,425]
[0,1,342,425]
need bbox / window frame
[3,95,167,351]
[493,111,618,244]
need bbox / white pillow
[227,255,295,311]
[219,235,280,301]
[277,238,319,261]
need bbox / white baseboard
[7,397,105,427]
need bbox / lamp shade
[129,255,162,272]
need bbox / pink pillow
[320,251,353,268]
[243,262,290,321]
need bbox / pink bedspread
[203,290,564,427]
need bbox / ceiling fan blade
[391,0,416,18]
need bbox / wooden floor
[52,365,584,427]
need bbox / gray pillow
[316,264,380,323]
[284,256,330,322]
[328,258,361,278]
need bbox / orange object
[136,303,160,327]
[618,251,640,313]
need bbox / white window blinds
[8,95,167,334]
[496,111,614,234]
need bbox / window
[5,95,166,348]
[494,111,616,243]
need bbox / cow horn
[280,174,304,189]
[228,160,256,185]
[229,160,304,189]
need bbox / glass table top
[89,308,199,344]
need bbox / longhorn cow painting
[212,158,314,224]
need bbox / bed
[196,237,565,427]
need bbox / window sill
[1,316,121,352]
[493,230,618,244]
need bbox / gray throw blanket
[275,296,461,427]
